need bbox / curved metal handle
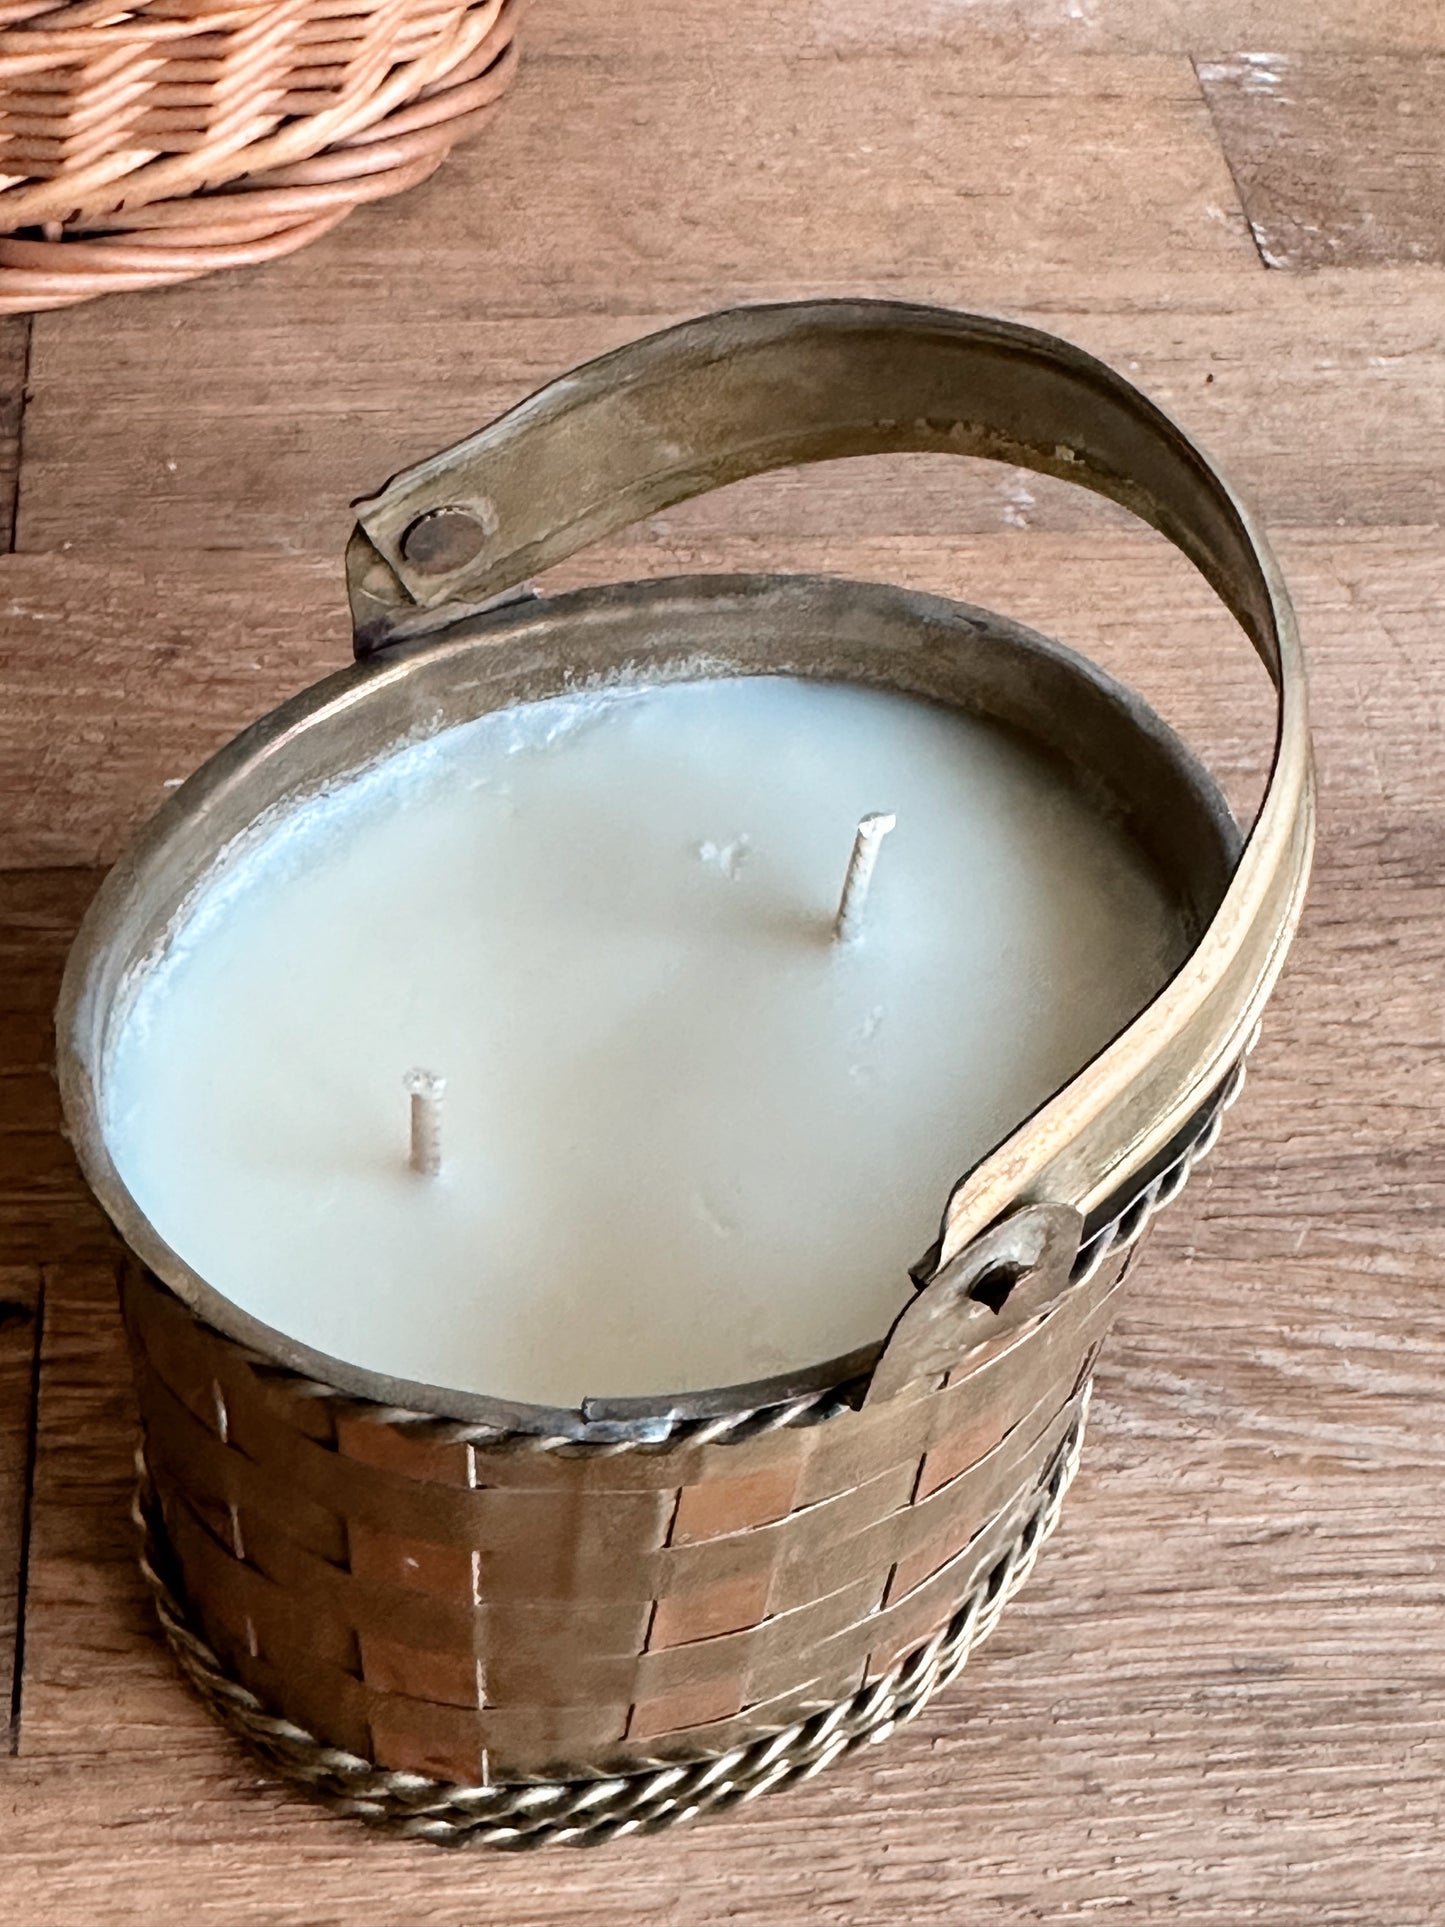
[347,300,1314,1275]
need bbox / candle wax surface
[105,675,1187,1407]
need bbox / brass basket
[59,302,1315,1846]
[0,0,520,311]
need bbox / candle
[102,674,1187,1409]
[55,303,1316,1823]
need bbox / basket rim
[59,574,1239,1447]
[0,0,414,53]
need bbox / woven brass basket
[59,302,1314,1847]
[0,0,519,311]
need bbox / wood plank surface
[2,0,1443,1918]
[18,271,1445,556]
[15,31,1262,560]
[0,1265,40,1742]
[0,316,27,551]
[15,1261,183,1765]
[2,524,1440,869]
[0,871,114,1266]
[1198,53,1445,267]
[0,532,1251,867]
[525,0,1445,58]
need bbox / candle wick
[834,812,897,943]
[405,1068,446,1178]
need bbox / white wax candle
[104,676,1185,1406]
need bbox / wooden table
[2,3,1442,1919]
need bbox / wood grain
[18,270,1445,557]
[3,0,1444,1917]
[0,871,114,1265]
[1198,53,1445,267]
[4,525,1441,869]
[15,29,1263,560]
[0,1266,39,1743]
[0,316,27,551]
[16,1262,190,1765]
[526,0,1445,58]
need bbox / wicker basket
[0,0,520,310]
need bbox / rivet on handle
[400,504,496,577]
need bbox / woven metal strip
[134,1396,1086,1850]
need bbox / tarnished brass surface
[56,302,1312,1807]
[132,1402,1089,1848]
[348,301,1314,1278]
[124,1245,1118,1779]
[60,583,1238,1432]
[117,1079,1233,1797]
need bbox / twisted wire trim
[225,1054,1247,1458]
[134,1393,1087,1850]
[1070,1049,1248,1290]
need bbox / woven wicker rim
[0,0,520,309]
[135,1395,1087,1850]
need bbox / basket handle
[346,301,1314,1277]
